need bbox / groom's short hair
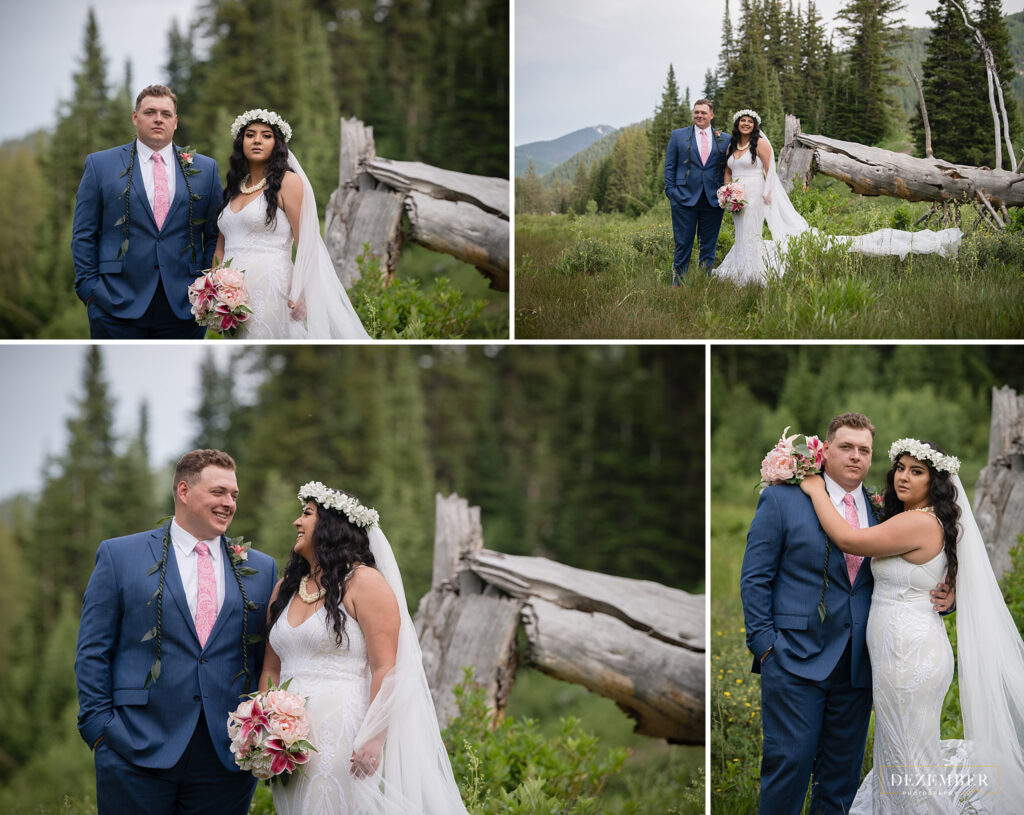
[135,84,177,113]
[173,449,236,491]
[826,412,875,441]
[694,98,714,111]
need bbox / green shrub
[349,244,486,339]
[890,204,912,230]
[442,670,627,814]
[552,234,618,276]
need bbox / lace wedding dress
[269,603,370,815]
[713,151,777,285]
[851,508,999,814]
[711,139,963,285]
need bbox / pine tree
[646,65,683,201]
[914,0,990,163]
[569,161,591,214]
[605,127,650,214]
[515,161,547,214]
[834,0,907,144]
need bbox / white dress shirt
[170,519,226,618]
[823,472,869,528]
[135,139,177,213]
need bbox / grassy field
[515,179,1024,339]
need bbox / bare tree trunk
[907,64,933,159]
[414,494,705,744]
[974,386,1024,579]
[779,129,1024,209]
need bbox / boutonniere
[865,486,884,522]
[176,145,200,176]
[226,536,258,573]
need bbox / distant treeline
[516,0,1023,216]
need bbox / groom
[75,450,278,815]
[663,98,730,284]
[72,85,222,338]
[740,413,952,814]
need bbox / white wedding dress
[269,602,371,815]
[219,196,299,339]
[216,154,370,339]
[712,139,963,285]
[851,533,985,814]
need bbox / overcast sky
[0,0,201,143]
[515,0,1024,146]
[0,344,237,500]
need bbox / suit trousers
[757,639,873,815]
[669,194,723,283]
[94,711,256,815]
[87,278,206,339]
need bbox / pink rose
[218,286,246,310]
[270,715,310,746]
[265,689,306,719]
[213,267,246,290]
[760,447,796,483]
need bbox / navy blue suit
[663,125,730,282]
[72,141,222,338]
[75,526,278,814]
[740,484,876,815]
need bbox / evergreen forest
[710,344,1024,810]
[517,0,1024,216]
[0,0,509,339]
[0,344,705,814]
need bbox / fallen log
[414,493,705,744]
[324,118,510,290]
[778,131,1024,208]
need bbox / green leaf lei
[143,521,262,692]
[116,143,204,263]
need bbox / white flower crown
[733,109,762,125]
[230,108,293,143]
[888,439,960,476]
[298,481,379,528]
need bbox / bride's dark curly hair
[220,121,292,228]
[268,494,377,648]
[881,441,961,588]
[726,114,761,165]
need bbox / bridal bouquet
[227,679,316,784]
[188,261,253,337]
[758,426,824,492]
[716,182,748,212]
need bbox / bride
[214,109,369,339]
[713,109,963,285]
[800,440,1024,813]
[259,482,467,814]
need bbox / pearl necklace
[298,575,326,604]
[240,174,267,195]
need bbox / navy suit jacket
[664,125,731,208]
[740,484,876,688]
[72,141,222,321]
[75,527,277,770]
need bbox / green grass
[515,180,1024,339]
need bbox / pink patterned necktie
[153,152,170,230]
[700,128,710,165]
[194,541,217,647]
[843,494,863,584]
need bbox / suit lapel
[149,528,200,641]
[163,144,189,224]
[130,141,158,228]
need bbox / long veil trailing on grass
[714,136,963,285]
